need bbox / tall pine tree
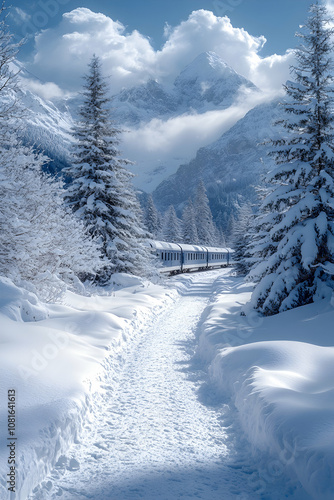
[194,181,216,245]
[161,205,182,243]
[145,194,161,238]
[65,55,151,280]
[182,199,199,244]
[232,202,253,275]
[248,3,334,315]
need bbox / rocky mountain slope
[16,87,74,175]
[152,100,281,230]
[11,52,281,232]
[111,51,257,125]
[17,51,259,186]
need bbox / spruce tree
[162,205,182,243]
[65,55,151,279]
[145,194,161,238]
[0,5,101,300]
[215,227,226,247]
[194,181,216,245]
[182,199,199,244]
[231,202,253,275]
[248,3,334,315]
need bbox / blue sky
[9,0,311,58]
[5,0,324,188]
[6,0,317,99]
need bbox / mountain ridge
[152,100,281,232]
[11,52,280,231]
[111,51,258,125]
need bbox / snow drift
[210,341,334,499]
[0,276,174,499]
[197,276,334,499]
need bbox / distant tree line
[144,180,225,246]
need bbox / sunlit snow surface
[0,275,176,499]
[0,271,333,499]
[199,275,334,500]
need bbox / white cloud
[19,78,67,100]
[29,8,156,94]
[156,10,293,92]
[126,88,270,155]
[9,7,31,25]
[122,88,277,191]
[248,51,294,91]
[325,0,334,12]
[26,7,293,96]
[324,0,334,29]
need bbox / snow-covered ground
[0,275,176,500]
[1,270,334,499]
[197,274,334,500]
[28,271,255,500]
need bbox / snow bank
[0,275,175,500]
[197,275,334,499]
[210,341,334,499]
[0,277,49,322]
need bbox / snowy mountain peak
[173,51,257,109]
[176,51,239,83]
[14,52,260,192]
[109,52,258,126]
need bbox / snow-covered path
[31,272,254,500]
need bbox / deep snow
[1,270,334,499]
[0,275,176,500]
[197,275,334,499]
[29,272,256,499]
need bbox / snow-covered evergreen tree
[245,186,270,272]
[0,6,102,300]
[161,205,182,243]
[0,4,23,138]
[64,55,151,279]
[247,3,334,315]
[145,194,161,238]
[231,202,253,275]
[0,138,102,301]
[194,181,216,245]
[225,213,236,243]
[216,226,227,247]
[182,199,199,244]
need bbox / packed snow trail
[29,271,282,500]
